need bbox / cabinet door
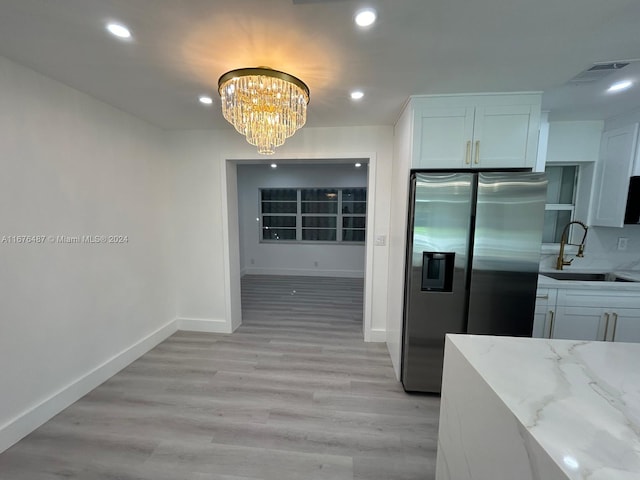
[533,309,554,338]
[533,289,557,338]
[414,107,474,168]
[552,306,607,341]
[472,105,537,168]
[609,309,640,342]
[532,297,547,338]
[590,124,639,227]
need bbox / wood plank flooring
[0,275,439,479]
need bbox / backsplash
[539,225,640,272]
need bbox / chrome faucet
[556,220,588,270]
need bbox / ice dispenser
[421,252,455,292]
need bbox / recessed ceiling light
[106,23,131,39]
[607,80,633,93]
[355,8,377,27]
[270,163,277,169]
[355,163,362,168]
[198,96,213,105]
[351,91,364,100]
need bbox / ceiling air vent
[293,0,349,3]
[569,62,630,84]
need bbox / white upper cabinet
[590,123,638,227]
[414,107,474,167]
[409,94,541,169]
[545,121,603,164]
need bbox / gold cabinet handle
[611,312,618,342]
[603,312,610,341]
[536,294,549,299]
[547,310,555,339]
[474,140,480,164]
[465,141,471,164]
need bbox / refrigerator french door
[401,171,547,393]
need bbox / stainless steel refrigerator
[401,170,547,393]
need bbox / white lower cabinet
[532,288,557,338]
[552,305,608,341]
[608,308,640,342]
[535,287,640,342]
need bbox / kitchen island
[436,335,640,479]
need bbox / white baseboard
[177,317,232,334]
[367,328,387,343]
[0,319,178,454]
[242,267,364,278]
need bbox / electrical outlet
[617,237,629,251]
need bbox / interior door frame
[220,152,378,341]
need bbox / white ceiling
[0,0,639,130]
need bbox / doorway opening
[223,158,375,339]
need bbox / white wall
[168,131,230,332]
[169,126,393,341]
[237,163,367,277]
[386,102,413,378]
[539,225,640,271]
[0,56,177,452]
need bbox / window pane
[342,201,366,214]
[261,189,297,201]
[342,216,366,228]
[262,228,296,241]
[302,216,336,228]
[302,229,336,241]
[301,188,338,201]
[302,202,338,214]
[545,166,576,204]
[543,210,572,243]
[263,216,296,228]
[261,202,297,214]
[342,188,367,202]
[342,229,366,242]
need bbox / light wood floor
[0,275,439,479]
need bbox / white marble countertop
[537,271,640,291]
[447,335,640,479]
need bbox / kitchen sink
[541,272,611,281]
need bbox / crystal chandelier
[218,67,310,155]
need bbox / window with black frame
[260,188,297,241]
[260,187,366,243]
